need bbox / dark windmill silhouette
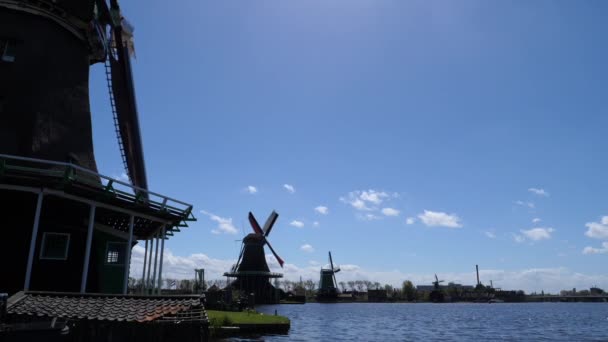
[429,274,445,303]
[0,0,195,296]
[1,0,146,189]
[316,251,341,302]
[224,211,284,304]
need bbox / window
[1,39,16,62]
[105,242,126,265]
[40,233,70,260]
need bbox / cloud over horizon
[200,210,238,235]
[584,216,608,240]
[129,247,608,294]
[418,210,463,228]
[381,208,400,217]
[528,188,549,197]
[283,184,295,194]
[300,244,314,253]
[290,220,304,228]
[314,206,329,215]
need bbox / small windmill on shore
[316,251,341,301]
[430,274,445,303]
[224,211,284,304]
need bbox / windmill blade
[108,0,148,194]
[264,239,284,268]
[248,212,264,235]
[262,211,279,236]
[329,251,338,288]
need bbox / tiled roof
[7,291,208,323]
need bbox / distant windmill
[433,274,445,290]
[316,251,341,301]
[430,274,446,303]
[224,211,284,304]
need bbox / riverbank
[207,310,290,338]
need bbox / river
[227,302,608,341]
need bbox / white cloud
[129,248,608,293]
[313,221,320,227]
[532,218,542,224]
[300,244,314,253]
[357,213,381,221]
[515,200,535,209]
[520,227,554,241]
[283,184,295,194]
[245,185,258,194]
[528,188,549,197]
[129,245,235,281]
[484,231,496,239]
[340,189,391,211]
[418,210,462,228]
[513,234,525,243]
[360,190,389,205]
[290,220,304,228]
[582,242,608,255]
[405,217,416,225]
[584,216,608,240]
[381,208,400,217]
[108,172,130,183]
[314,206,329,215]
[200,210,238,235]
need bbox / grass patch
[207,310,290,325]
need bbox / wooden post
[145,236,154,292]
[24,192,44,291]
[80,205,96,293]
[156,225,166,295]
[151,230,160,294]
[122,215,134,294]
[141,239,148,293]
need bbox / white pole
[122,215,134,294]
[24,192,44,291]
[145,236,154,292]
[156,226,166,295]
[151,230,160,295]
[80,205,96,293]
[141,239,148,293]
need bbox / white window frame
[40,232,70,260]
[1,39,16,63]
[105,241,126,266]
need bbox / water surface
[233,302,608,341]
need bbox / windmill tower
[430,274,445,303]
[0,0,195,295]
[224,211,284,304]
[316,251,341,301]
[0,0,146,188]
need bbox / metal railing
[0,153,193,218]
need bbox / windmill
[1,0,196,295]
[430,274,445,303]
[316,251,341,302]
[432,274,444,290]
[224,211,284,304]
[0,0,147,192]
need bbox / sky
[89,0,608,293]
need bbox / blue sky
[89,0,608,292]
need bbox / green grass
[207,310,290,326]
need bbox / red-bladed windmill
[224,211,284,304]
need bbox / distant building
[367,289,388,302]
